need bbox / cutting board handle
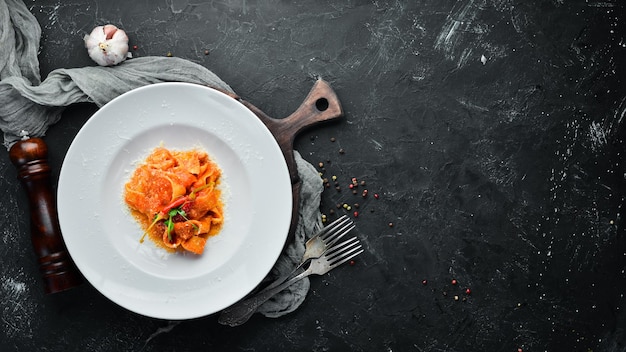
[9,138,83,294]
[240,79,343,185]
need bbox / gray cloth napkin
[0,0,322,318]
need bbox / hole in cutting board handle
[315,98,329,111]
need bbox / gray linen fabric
[0,0,321,318]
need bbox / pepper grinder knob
[9,137,82,294]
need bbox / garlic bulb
[84,24,131,66]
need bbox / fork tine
[325,235,359,254]
[330,248,363,269]
[324,237,362,265]
[318,215,351,241]
[323,223,355,248]
[327,243,363,269]
[324,214,349,229]
[305,215,347,246]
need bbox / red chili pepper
[160,197,188,216]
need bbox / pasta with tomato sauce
[124,147,224,255]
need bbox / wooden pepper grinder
[9,137,83,294]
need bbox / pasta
[124,147,224,255]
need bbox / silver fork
[264,215,354,291]
[301,215,354,264]
[218,236,364,326]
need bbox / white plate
[58,82,292,320]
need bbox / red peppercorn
[465,288,471,295]
[451,279,458,285]
[374,193,380,199]
[422,279,427,285]
[349,184,354,189]
[353,211,359,218]
[349,260,355,266]
[132,45,138,50]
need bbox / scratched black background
[0,0,624,351]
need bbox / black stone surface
[1,0,625,351]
